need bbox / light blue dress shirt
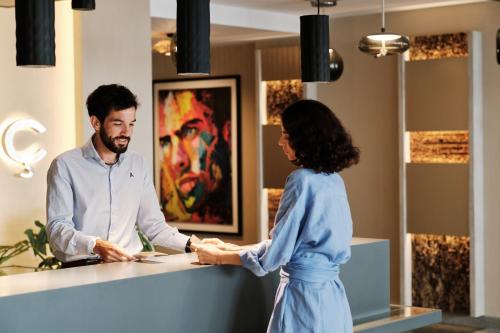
[240,168,353,333]
[46,138,189,263]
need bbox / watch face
[497,28,500,65]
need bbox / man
[159,89,232,224]
[47,84,197,268]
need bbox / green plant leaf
[0,221,59,271]
[24,229,38,256]
[137,227,154,252]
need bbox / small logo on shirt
[130,172,134,178]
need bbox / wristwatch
[185,238,192,253]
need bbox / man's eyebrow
[180,119,202,130]
[109,118,136,123]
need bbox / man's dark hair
[281,99,360,174]
[86,84,138,123]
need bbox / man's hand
[187,234,202,252]
[93,239,135,263]
[201,238,241,251]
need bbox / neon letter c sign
[2,119,47,178]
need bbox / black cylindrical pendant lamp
[15,0,55,67]
[176,0,210,75]
[72,0,96,11]
[300,15,330,82]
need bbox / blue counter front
[0,238,439,333]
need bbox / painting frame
[153,76,242,236]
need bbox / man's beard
[100,129,130,154]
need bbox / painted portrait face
[159,91,225,222]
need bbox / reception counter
[0,238,440,333]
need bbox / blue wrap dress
[240,168,353,333]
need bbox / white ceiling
[151,0,490,45]
[151,18,296,45]
[210,0,488,16]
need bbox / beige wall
[316,44,401,302]
[0,3,76,266]
[406,57,469,131]
[407,164,469,236]
[74,0,154,173]
[153,44,258,245]
[322,1,500,313]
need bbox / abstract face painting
[154,77,241,234]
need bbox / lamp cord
[381,0,385,32]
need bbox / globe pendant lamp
[329,48,343,81]
[15,0,55,67]
[358,0,409,58]
[300,0,330,83]
[176,0,210,75]
[496,28,500,65]
[72,0,95,11]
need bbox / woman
[197,99,360,333]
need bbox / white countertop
[351,237,387,245]
[0,253,202,299]
[0,237,387,299]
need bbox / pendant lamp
[153,33,177,57]
[358,0,409,57]
[329,48,343,81]
[309,0,337,6]
[496,28,500,65]
[15,0,55,67]
[176,0,210,75]
[72,0,95,11]
[300,1,330,82]
[153,33,177,66]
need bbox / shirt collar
[82,135,129,166]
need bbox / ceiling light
[358,0,409,57]
[153,33,177,57]
[308,0,337,7]
[329,48,343,81]
[176,0,210,75]
[15,0,55,67]
[72,0,95,11]
[497,28,500,65]
[300,0,330,82]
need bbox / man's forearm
[47,220,97,256]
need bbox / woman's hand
[202,238,242,251]
[196,244,224,265]
[196,244,243,266]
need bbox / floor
[405,313,500,333]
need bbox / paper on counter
[134,251,169,264]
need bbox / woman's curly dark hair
[281,99,360,174]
